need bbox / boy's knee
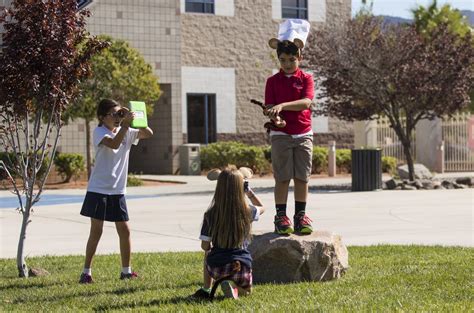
[294,178,308,185]
[275,179,290,186]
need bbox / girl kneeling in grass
[193,167,265,299]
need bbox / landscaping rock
[248,232,348,284]
[397,164,433,180]
[455,177,474,187]
[453,182,467,189]
[28,268,50,277]
[441,180,454,189]
[402,184,417,190]
[385,179,400,190]
[413,180,424,189]
[421,179,436,189]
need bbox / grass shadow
[0,281,60,292]
[93,294,229,311]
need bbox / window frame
[76,0,93,11]
[281,0,308,20]
[185,0,215,14]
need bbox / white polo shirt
[87,125,139,195]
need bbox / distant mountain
[379,15,412,25]
[460,10,474,25]
[379,10,473,26]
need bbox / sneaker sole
[221,281,238,299]
[297,226,313,234]
[275,227,294,235]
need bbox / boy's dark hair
[97,99,120,126]
[277,40,300,57]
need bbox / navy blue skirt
[80,192,129,222]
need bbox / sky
[351,0,473,18]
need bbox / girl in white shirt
[79,99,153,284]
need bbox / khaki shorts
[271,134,313,182]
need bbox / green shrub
[336,149,352,173]
[382,156,398,174]
[127,174,143,187]
[312,146,328,174]
[262,145,272,163]
[54,153,85,182]
[200,141,270,174]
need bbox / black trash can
[351,149,382,191]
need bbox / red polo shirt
[264,68,314,135]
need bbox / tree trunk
[17,206,30,277]
[85,119,92,179]
[402,139,415,181]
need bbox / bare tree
[304,16,473,180]
[0,0,107,277]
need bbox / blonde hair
[205,167,252,249]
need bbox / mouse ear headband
[268,19,310,50]
[206,167,254,181]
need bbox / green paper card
[128,101,148,128]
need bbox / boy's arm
[266,98,312,119]
[138,127,153,139]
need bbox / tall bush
[312,146,328,174]
[54,153,85,183]
[200,141,270,173]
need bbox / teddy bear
[250,99,286,133]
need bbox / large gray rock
[248,232,348,284]
[397,164,433,180]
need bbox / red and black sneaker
[274,215,294,234]
[120,272,138,280]
[294,213,313,234]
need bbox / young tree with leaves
[0,0,107,277]
[63,36,162,177]
[412,0,474,113]
[305,16,473,181]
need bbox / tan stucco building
[1,0,353,174]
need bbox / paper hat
[269,19,310,49]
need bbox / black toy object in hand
[116,109,127,118]
[243,180,249,192]
[250,99,286,132]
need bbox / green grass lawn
[1,246,472,312]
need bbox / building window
[187,94,216,144]
[282,0,307,19]
[185,0,215,14]
[77,0,93,10]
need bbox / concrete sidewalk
[1,173,473,258]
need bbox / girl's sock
[122,266,132,274]
[201,287,211,293]
[295,201,307,216]
[83,268,92,275]
[276,203,287,216]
